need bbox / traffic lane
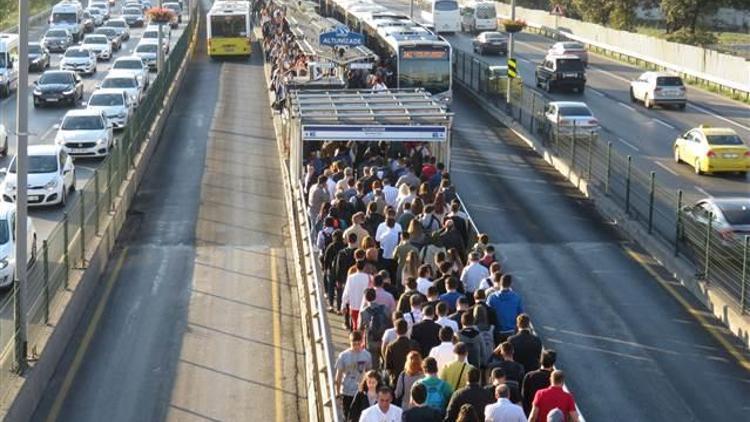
[449,89,750,420]
[445,31,750,197]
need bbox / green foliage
[665,28,719,46]
[661,0,728,33]
[572,0,613,25]
[0,0,58,30]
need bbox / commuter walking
[401,383,443,421]
[384,319,420,385]
[444,367,491,422]
[411,305,442,358]
[439,342,475,392]
[487,275,524,343]
[429,326,456,371]
[347,370,383,422]
[359,288,392,369]
[341,261,372,330]
[484,384,526,422]
[528,371,578,422]
[358,386,402,422]
[335,331,372,420]
[415,357,453,413]
[508,314,542,374]
[521,350,556,415]
[393,351,425,411]
[486,342,525,384]
[460,252,489,295]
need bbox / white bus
[206,0,252,57]
[420,0,460,34]
[459,1,497,33]
[49,0,84,42]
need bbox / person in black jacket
[410,305,442,358]
[508,314,543,374]
[402,381,443,421]
[444,367,491,422]
[521,350,556,415]
[436,220,465,260]
[384,319,421,385]
[323,230,345,311]
[485,342,525,384]
[333,232,358,312]
[347,370,383,422]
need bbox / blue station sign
[319,26,364,47]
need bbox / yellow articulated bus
[207,0,252,58]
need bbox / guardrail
[495,4,750,101]
[453,48,750,315]
[0,10,198,399]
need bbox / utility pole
[14,0,30,372]
[506,0,516,105]
[157,0,165,73]
[409,0,414,19]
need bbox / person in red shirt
[529,370,579,422]
[420,156,438,181]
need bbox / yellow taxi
[673,125,750,175]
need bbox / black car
[472,32,507,56]
[535,54,586,93]
[32,70,84,107]
[95,27,122,51]
[28,43,50,72]
[82,10,96,33]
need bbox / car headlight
[45,179,59,191]
[63,87,75,95]
[97,136,108,145]
[5,183,15,193]
[118,111,127,118]
[0,258,8,270]
[33,88,42,95]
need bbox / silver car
[541,101,599,141]
[111,56,150,89]
[59,47,97,75]
[106,18,131,41]
[134,41,159,71]
[684,198,750,239]
[99,70,143,104]
[87,88,133,129]
[42,28,73,53]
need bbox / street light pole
[409,0,414,19]
[157,0,165,73]
[14,0,30,371]
[506,0,516,105]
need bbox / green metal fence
[453,49,750,315]
[0,13,197,398]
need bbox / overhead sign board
[319,26,364,47]
[302,125,447,142]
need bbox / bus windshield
[399,46,451,94]
[434,0,458,11]
[476,5,496,19]
[210,15,247,37]
[52,12,78,24]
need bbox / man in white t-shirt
[359,386,402,422]
[341,261,371,331]
[428,326,456,371]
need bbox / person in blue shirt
[439,277,463,314]
[487,274,524,343]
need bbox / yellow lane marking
[270,247,285,422]
[46,249,129,422]
[623,245,750,372]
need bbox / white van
[460,1,497,33]
[49,0,85,42]
[0,34,19,98]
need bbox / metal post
[79,191,86,268]
[625,155,632,214]
[158,0,165,74]
[530,93,536,133]
[14,0,30,371]
[108,157,114,212]
[409,0,414,19]
[704,213,713,280]
[94,170,100,235]
[605,142,612,195]
[43,241,49,324]
[570,125,577,173]
[741,236,748,314]
[63,212,69,289]
[648,171,655,234]
[674,190,683,256]
[506,0,516,104]
[586,133,593,180]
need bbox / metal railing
[0,10,198,398]
[453,48,750,315]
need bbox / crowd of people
[303,138,579,422]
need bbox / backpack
[423,380,447,410]
[320,230,333,252]
[365,305,391,345]
[458,329,486,368]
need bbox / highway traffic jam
[0,0,185,289]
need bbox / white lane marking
[617,137,640,151]
[518,57,531,64]
[652,118,677,130]
[40,125,57,141]
[618,103,636,112]
[590,89,605,97]
[694,186,712,198]
[686,103,750,132]
[655,161,679,176]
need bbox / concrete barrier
[0,13,201,421]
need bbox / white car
[0,124,7,157]
[142,27,170,54]
[0,144,76,207]
[542,101,599,140]
[87,88,133,129]
[55,109,115,158]
[106,18,131,41]
[59,47,97,75]
[82,34,113,61]
[86,7,105,26]
[0,203,37,290]
[133,40,160,71]
[629,71,687,110]
[100,70,143,104]
[111,56,150,89]
[88,1,111,19]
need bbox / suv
[629,72,686,110]
[535,54,586,93]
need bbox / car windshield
[123,8,141,15]
[165,4,179,11]
[97,29,116,36]
[562,42,584,51]
[28,45,43,54]
[46,30,67,38]
[656,76,683,86]
[89,8,102,15]
[558,106,592,117]
[114,60,142,69]
[89,93,123,106]
[85,37,108,44]
[65,49,89,58]
[52,12,77,23]
[39,72,73,84]
[61,116,104,130]
[143,31,158,38]
[719,203,750,225]
[706,134,744,145]
[136,44,157,53]
[103,77,137,88]
[557,58,584,71]
[484,33,504,40]
[0,220,8,245]
[108,20,126,27]
[10,155,58,174]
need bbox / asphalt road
[31,12,306,422]
[448,88,750,420]
[379,0,749,203]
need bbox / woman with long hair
[401,250,422,288]
[447,248,464,277]
[432,191,447,221]
[410,197,424,217]
[393,351,425,411]
[455,404,480,422]
[407,218,427,249]
[417,182,434,205]
[347,370,383,422]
